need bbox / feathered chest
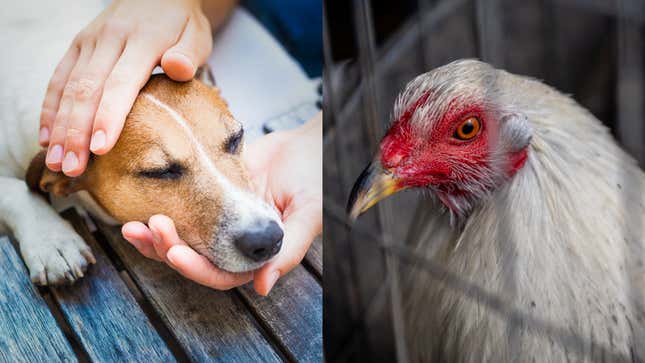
[401,133,645,362]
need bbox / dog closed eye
[138,162,185,180]
[225,128,244,154]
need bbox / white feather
[397,60,645,362]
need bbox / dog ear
[195,64,216,88]
[25,150,47,192]
[26,150,84,197]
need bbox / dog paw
[19,225,96,286]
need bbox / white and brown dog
[0,1,283,285]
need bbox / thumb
[253,199,322,296]
[161,14,213,82]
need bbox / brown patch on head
[87,76,248,243]
[28,74,282,272]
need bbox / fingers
[58,35,127,176]
[122,216,190,263]
[124,213,262,291]
[42,7,208,174]
[90,37,159,156]
[146,215,253,290]
[161,13,212,82]
[121,221,162,261]
[147,215,186,263]
[40,44,80,146]
[166,246,253,290]
[41,1,210,174]
[45,44,94,172]
[254,199,322,296]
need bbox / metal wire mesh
[323,0,645,361]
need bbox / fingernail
[62,151,78,173]
[90,130,106,152]
[39,127,50,144]
[166,249,177,266]
[172,52,194,68]
[128,238,141,249]
[150,227,161,245]
[264,271,280,296]
[46,144,63,164]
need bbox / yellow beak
[346,161,406,221]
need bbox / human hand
[41,0,213,177]
[122,215,254,290]
[121,113,323,295]
[244,113,323,295]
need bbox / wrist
[201,0,239,32]
[294,112,322,142]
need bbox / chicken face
[348,60,533,219]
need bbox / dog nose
[234,221,283,262]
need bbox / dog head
[27,70,283,272]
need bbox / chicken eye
[454,117,481,140]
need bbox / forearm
[201,0,239,32]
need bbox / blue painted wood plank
[0,236,77,363]
[51,211,175,363]
[97,223,282,363]
[239,265,323,362]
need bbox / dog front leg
[0,176,95,285]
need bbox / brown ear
[195,64,216,87]
[25,150,84,196]
[25,150,47,192]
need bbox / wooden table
[0,209,322,362]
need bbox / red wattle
[508,148,528,177]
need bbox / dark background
[323,0,645,361]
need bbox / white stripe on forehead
[139,92,283,248]
[141,92,251,218]
[140,92,281,230]
[142,92,222,181]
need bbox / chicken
[347,60,645,362]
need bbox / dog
[0,1,283,285]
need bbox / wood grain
[96,223,282,362]
[0,236,76,363]
[239,265,323,362]
[51,210,175,362]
